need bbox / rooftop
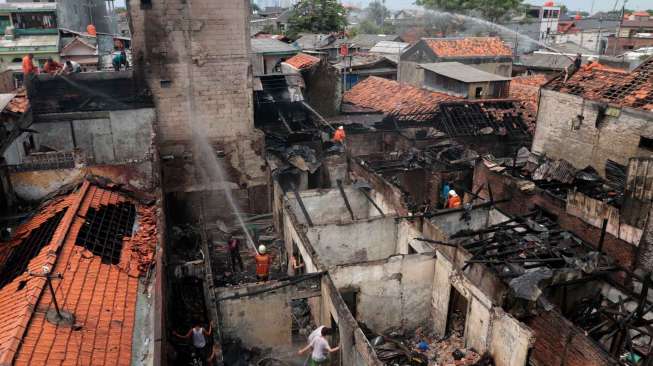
[0,3,57,12]
[424,37,513,58]
[348,34,401,49]
[420,62,512,83]
[0,180,157,365]
[546,57,653,111]
[250,38,298,55]
[510,75,549,126]
[342,76,458,117]
[283,52,320,70]
[369,40,409,55]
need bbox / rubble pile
[360,323,487,366]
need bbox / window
[639,136,653,151]
[475,87,483,98]
[141,0,152,9]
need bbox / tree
[415,0,525,22]
[365,1,390,27]
[287,0,347,37]
[251,1,261,13]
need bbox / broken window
[76,202,136,264]
[340,288,358,318]
[0,209,67,288]
[639,136,653,151]
[474,87,483,98]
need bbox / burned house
[533,57,653,177]
[398,37,514,88]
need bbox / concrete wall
[215,278,318,349]
[330,254,436,334]
[9,162,155,201]
[287,187,392,226]
[57,0,112,34]
[305,217,398,267]
[532,89,653,177]
[398,60,424,86]
[26,109,155,165]
[428,206,494,238]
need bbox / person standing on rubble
[255,244,272,281]
[446,190,462,209]
[298,326,340,365]
[227,235,244,272]
[173,322,213,363]
[333,126,346,144]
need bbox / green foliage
[251,1,261,13]
[287,0,347,36]
[366,1,391,27]
[415,0,526,22]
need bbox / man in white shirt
[298,326,340,365]
[62,60,82,74]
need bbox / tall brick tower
[128,0,267,213]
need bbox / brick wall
[527,310,615,366]
[532,89,653,177]
[128,0,254,142]
[128,0,267,191]
[473,162,637,268]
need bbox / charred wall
[473,162,637,268]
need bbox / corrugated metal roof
[349,34,401,49]
[250,38,298,54]
[369,41,409,55]
[0,93,16,112]
[420,62,511,83]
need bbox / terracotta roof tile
[284,52,320,70]
[342,76,459,118]
[510,74,549,121]
[546,57,653,112]
[424,37,513,58]
[3,89,30,115]
[0,180,158,365]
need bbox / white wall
[330,254,436,333]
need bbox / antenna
[29,267,76,327]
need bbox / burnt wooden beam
[337,179,356,221]
[358,187,385,217]
[292,186,313,227]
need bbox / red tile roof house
[398,37,514,89]
[0,179,159,366]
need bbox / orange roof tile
[0,180,158,366]
[3,89,30,115]
[284,52,320,70]
[510,75,549,119]
[342,76,459,118]
[546,57,653,112]
[424,37,513,58]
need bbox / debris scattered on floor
[360,323,486,365]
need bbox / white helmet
[258,245,267,254]
[448,190,458,197]
[338,125,344,130]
